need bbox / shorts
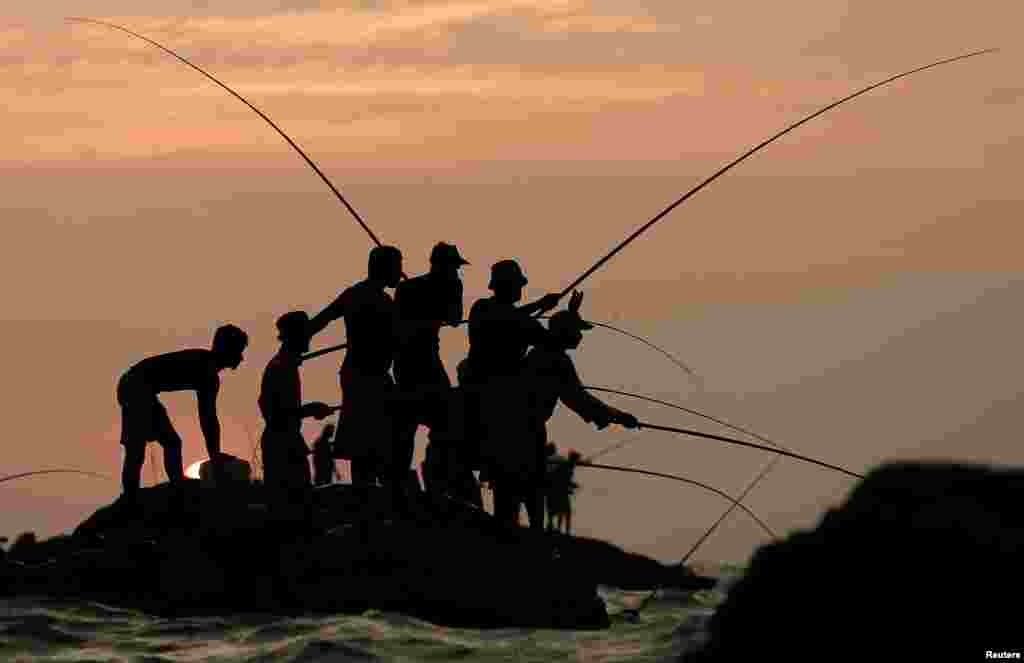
[118,375,178,450]
[333,366,396,464]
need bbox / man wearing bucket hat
[481,294,638,531]
[393,242,474,506]
[460,259,561,386]
[259,311,333,527]
[457,259,562,496]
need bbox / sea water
[0,565,742,662]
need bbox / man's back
[340,280,396,375]
[465,297,546,382]
[259,351,301,432]
[395,272,462,352]
[120,349,219,400]
[521,345,608,426]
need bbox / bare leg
[122,444,146,498]
[161,433,185,485]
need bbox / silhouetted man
[394,242,474,504]
[309,246,407,509]
[312,423,338,487]
[458,260,560,493]
[459,260,560,387]
[482,298,638,531]
[258,311,332,525]
[116,324,249,504]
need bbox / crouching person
[259,311,333,532]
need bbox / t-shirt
[321,279,397,375]
[394,272,463,353]
[464,297,547,382]
[119,349,219,402]
[258,350,301,432]
[520,346,612,426]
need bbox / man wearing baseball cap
[480,293,639,531]
[392,242,474,504]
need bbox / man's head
[429,242,469,277]
[547,310,592,350]
[369,245,403,287]
[276,310,312,354]
[211,324,249,369]
[488,259,528,303]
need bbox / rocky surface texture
[683,462,1024,660]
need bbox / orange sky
[2,0,1022,564]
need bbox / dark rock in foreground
[1,480,713,629]
[684,462,1024,660]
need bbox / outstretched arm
[197,385,222,460]
[308,291,348,338]
[558,357,637,429]
[519,292,561,317]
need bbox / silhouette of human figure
[308,246,408,511]
[259,312,332,529]
[483,295,638,531]
[545,445,582,535]
[393,242,477,506]
[116,324,248,504]
[312,423,338,487]
[457,260,560,505]
[459,260,560,386]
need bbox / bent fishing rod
[0,469,113,485]
[300,317,701,384]
[584,385,789,453]
[576,461,776,540]
[583,385,802,564]
[636,421,863,480]
[680,456,781,565]
[543,48,998,301]
[66,17,384,248]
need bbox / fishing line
[636,422,863,480]
[553,48,998,296]
[66,17,384,247]
[0,469,113,484]
[576,462,776,539]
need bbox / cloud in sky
[2,0,1018,168]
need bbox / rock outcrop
[3,479,713,628]
[684,462,1024,660]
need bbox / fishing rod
[680,456,781,565]
[66,17,384,248]
[636,421,864,480]
[563,319,698,382]
[301,342,348,363]
[584,385,788,452]
[586,435,642,462]
[0,469,113,485]
[576,462,776,540]
[583,386,799,565]
[299,318,700,385]
[548,48,998,298]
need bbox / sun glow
[184,459,206,480]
